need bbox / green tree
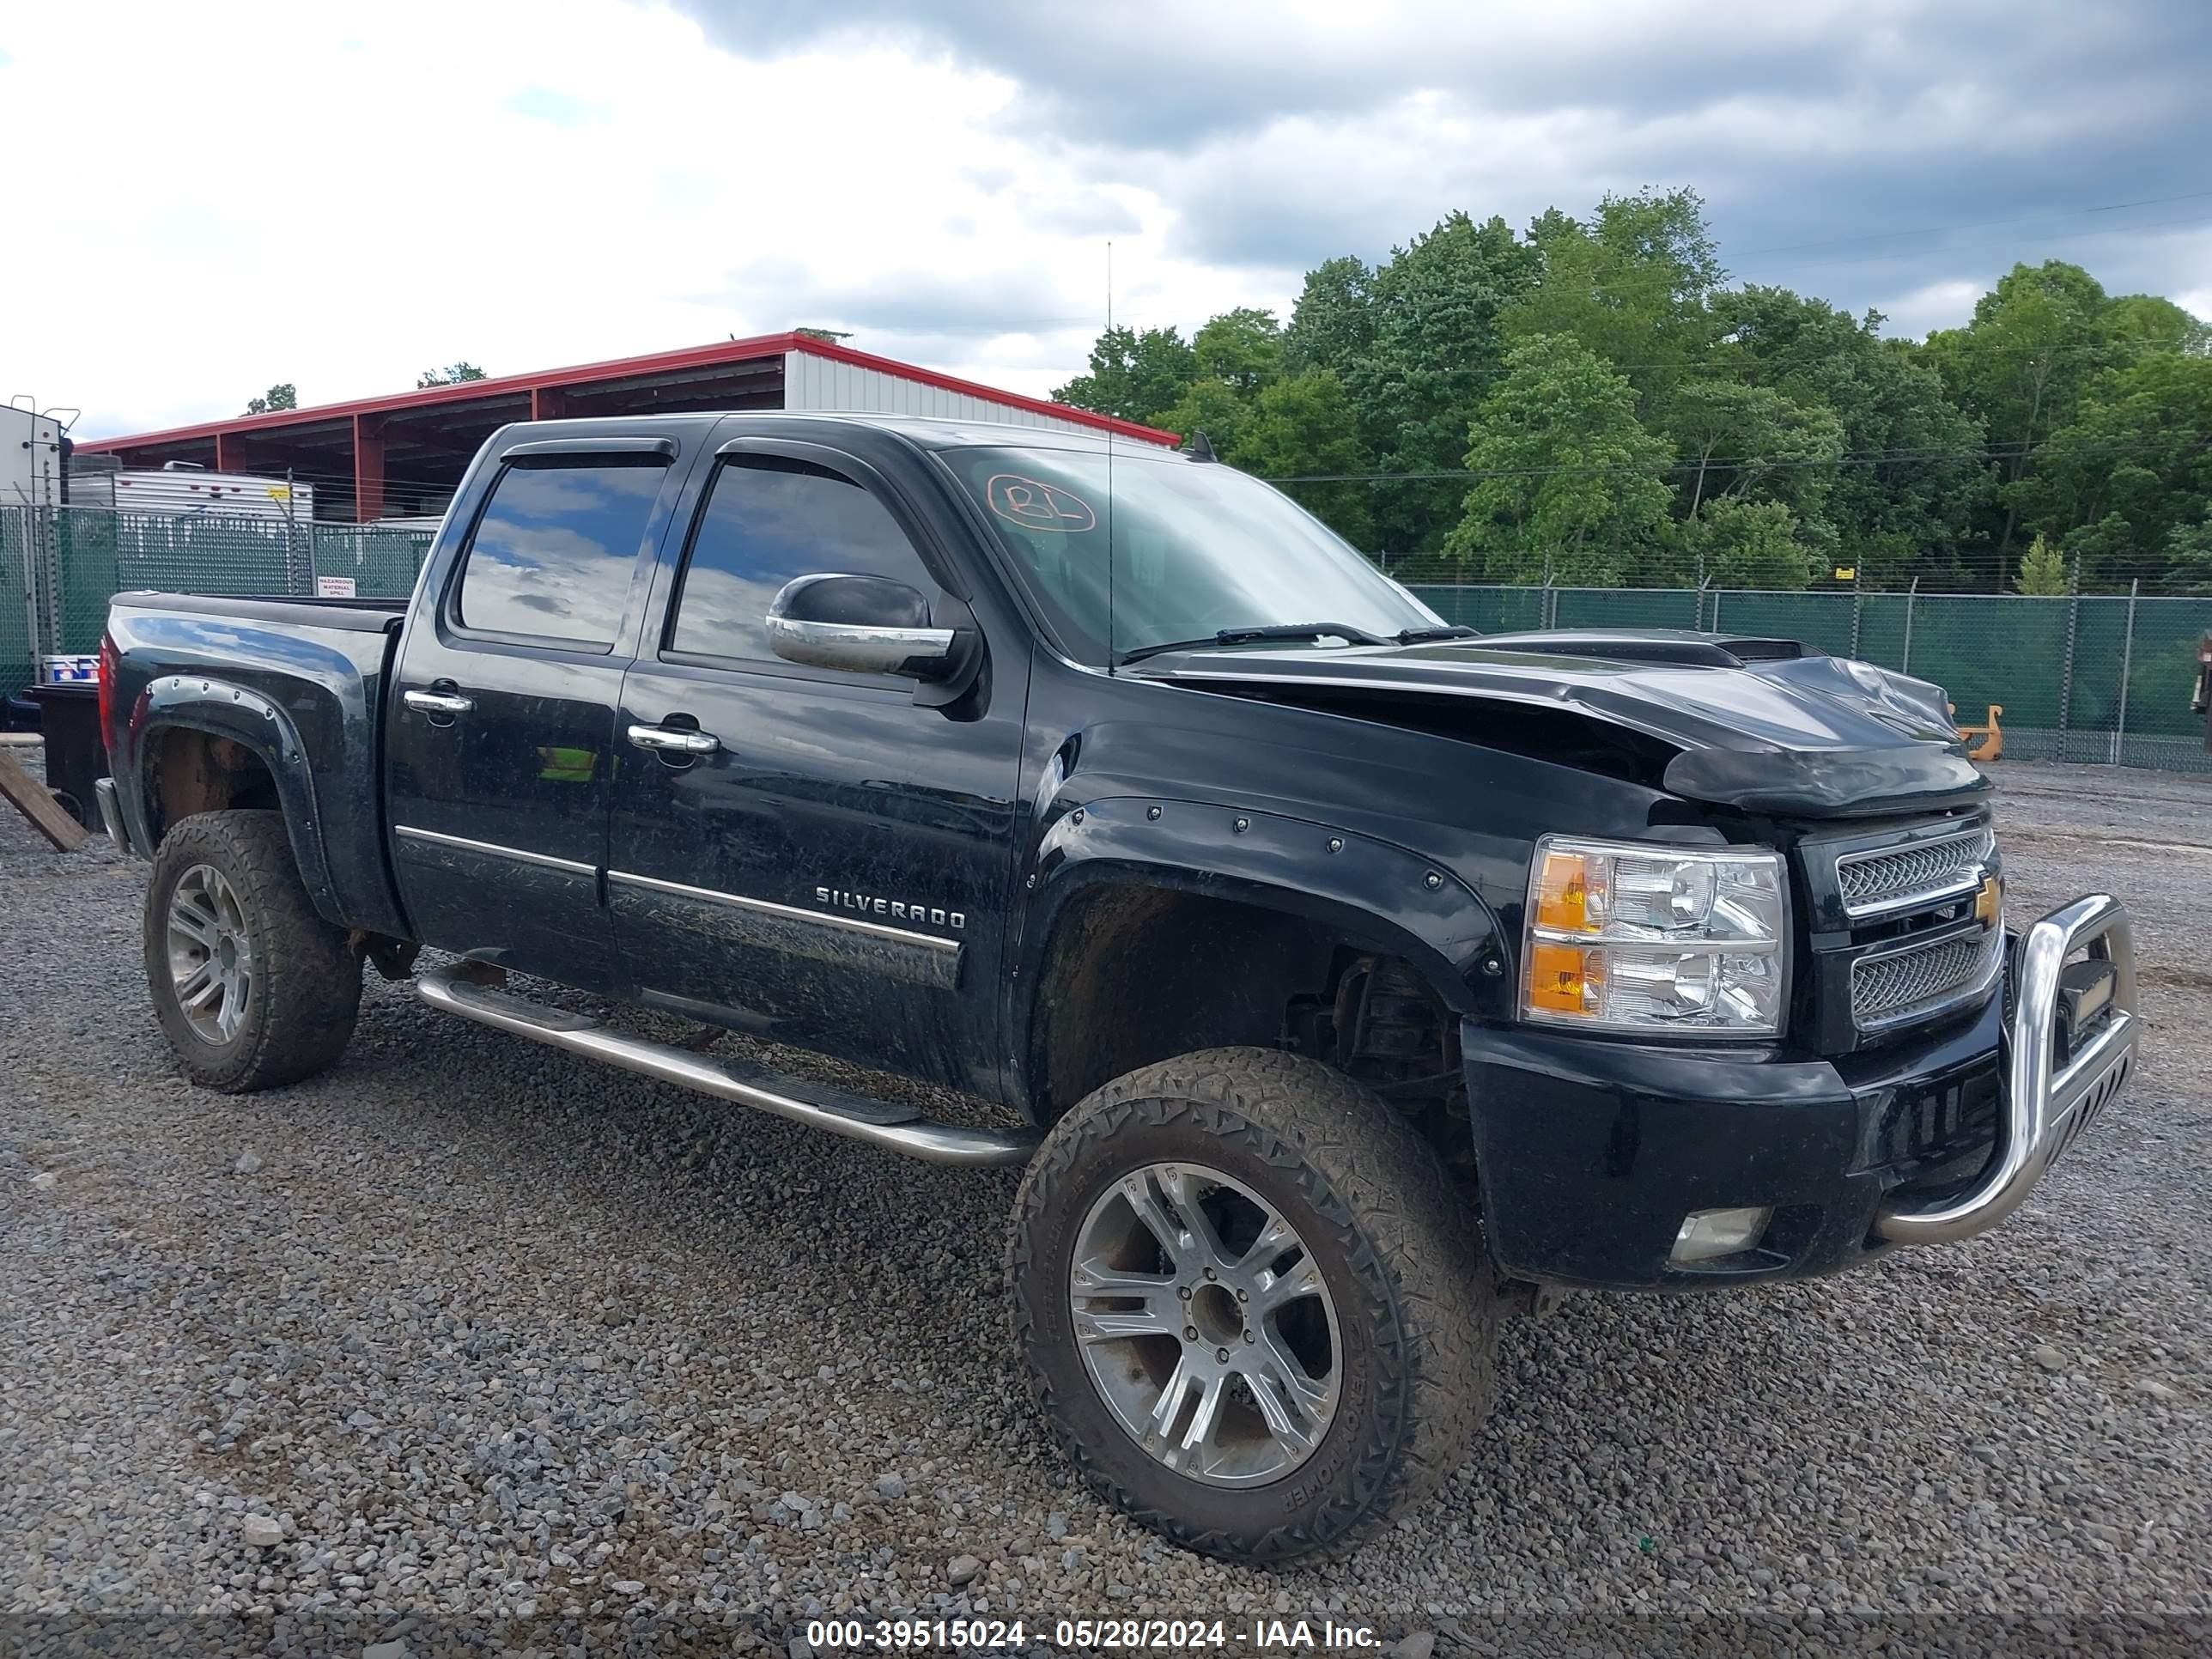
[1052,203,2210,595]
[2105,295,2210,356]
[2014,531,2069,595]
[2004,351,2212,587]
[1655,378,1844,539]
[1153,369,1374,549]
[1675,498,1819,589]
[1282,255,1375,380]
[1192,307,1284,395]
[1924,260,2126,579]
[1507,188,1723,417]
[1149,377,1251,462]
[1346,211,1535,556]
[1052,325,1197,424]
[2164,512,2212,590]
[1237,370,1374,550]
[1708,287,1988,588]
[793,326,854,343]
[1443,335,1674,584]
[416,362,489,388]
[244,383,296,415]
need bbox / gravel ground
[3,756,2209,1656]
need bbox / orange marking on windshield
[986,473,1097,533]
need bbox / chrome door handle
[627,724,720,755]
[404,690,474,716]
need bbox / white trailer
[65,458,314,521]
[3,402,65,509]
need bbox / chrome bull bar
[1875,892,2138,1246]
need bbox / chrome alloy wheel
[166,863,254,1043]
[1068,1161,1341,1487]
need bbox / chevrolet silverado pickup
[97,412,2141,1564]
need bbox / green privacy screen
[1408,583,2212,774]
[7,505,2208,775]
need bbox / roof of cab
[723,410,1195,458]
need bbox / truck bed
[108,590,409,632]
[104,590,411,939]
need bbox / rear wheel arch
[131,698,340,924]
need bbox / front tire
[1008,1047,1501,1563]
[144,810,362,1092]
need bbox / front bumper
[1463,894,2139,1290]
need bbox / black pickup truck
[97,413,2140,1563]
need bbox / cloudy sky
[3,0,2207,441]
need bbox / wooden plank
[0,744,89,851]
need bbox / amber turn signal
[1526,940,1601,1016]
[1534,849,1598,934]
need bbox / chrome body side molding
[393,824,596,877]
[606,869,963,991]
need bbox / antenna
[1104,239,1116,676]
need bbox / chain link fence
[3,505,434,695]
[2,509,39,707]
[6,505,2209,775]
[1408,581,2212,774]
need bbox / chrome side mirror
[765,573,958,680]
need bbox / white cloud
[2,0,2205,442]
[1875,279,1989,337]
[1,0,1243,435]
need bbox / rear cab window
[456,461,666,648]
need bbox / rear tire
[144,810,362,1092]
[1008,1047,1501,1563]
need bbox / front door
[610,445,1026,1093]
[386,442,685,992]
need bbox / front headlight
[1522,836,1789,1036]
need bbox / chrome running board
[1875,892,2138,1245]
[413,964,1038,1168]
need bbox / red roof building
[79,332,1177,520]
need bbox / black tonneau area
[109,590,407,634]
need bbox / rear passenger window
[668,458,933,664]
[456,462,664,647]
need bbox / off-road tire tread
[1007,1046,1500,1564]
[144,810,362,1092]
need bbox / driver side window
[665,457,934,665]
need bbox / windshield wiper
[1115,621,1480,665]
[1114,623,1395,666]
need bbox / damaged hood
[1127,627,1986,817]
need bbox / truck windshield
[939,445,1440,665]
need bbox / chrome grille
[1852,927,2003,1030]
[1837,825,1993,919]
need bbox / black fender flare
[1011,793,1509,1104]
[124,675,343,924]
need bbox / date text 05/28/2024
[802,1617,1385,1650]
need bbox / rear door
[609,434,1028,1094]
[386,434,690,992]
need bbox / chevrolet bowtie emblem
[1973,873,2003,928]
